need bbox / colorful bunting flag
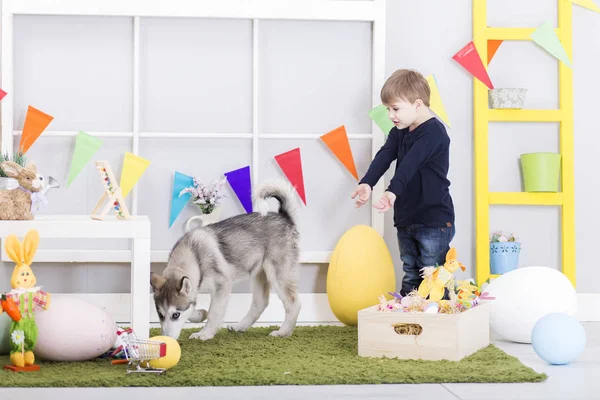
[368,104,395,137]
[530,21,572,68]
[487,40,503,65]
[452,41,494,89]
[120,152,151,198]
[320,125,358,180]
[0,89,7,101]
[67,131,103,187]
[274,148,307,205]
[224,166,253,213]
[425,75,452,128]
[568,0,600,13]
[170,171,194,228]
[19,105,54,154]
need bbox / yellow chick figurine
[1,229,51,369]
[456,280,480,300]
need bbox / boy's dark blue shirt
[359,117,454,228]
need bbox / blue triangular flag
[169,171,194,228]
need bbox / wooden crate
[357,301,490,361]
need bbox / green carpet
[0,326,546,387]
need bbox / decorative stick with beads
[90,161,131,221]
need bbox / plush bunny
[417,247,466,302]
[1,229,51,368]
[0,161,45,221]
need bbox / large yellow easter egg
[326,225,396,325]
[146,336,181,370]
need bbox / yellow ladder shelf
[473,0,576,287]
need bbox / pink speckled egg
[34,295,117,361]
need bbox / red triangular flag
[274,148,306,205]
[487,40,503,65]
[320,125,358,180]
[0,89,7,101]
[452,41,494,89]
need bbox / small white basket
[488,88,527,109]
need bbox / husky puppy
[150,181,301,341]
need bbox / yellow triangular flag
[426,74,451,128]
[120,152,151,198]
[568,0,600,13]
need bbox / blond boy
[352,69,455,296]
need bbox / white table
[0,215,152,339]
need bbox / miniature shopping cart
[110,329,167,374]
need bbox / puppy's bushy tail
[253,180,298,225]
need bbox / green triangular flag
[530,21,572,68]
[368,104,395,138]
[568,0,600,13]
[67,131,103,187]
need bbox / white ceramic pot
[0,177,18,190]
[185,207,222,232]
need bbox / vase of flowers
[489,231,521,275]
[180,176,227,232]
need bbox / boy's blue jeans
[396,223,456,296]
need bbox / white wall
[0,12,375,294]
[1,0,599,295]
[382,0,600,293]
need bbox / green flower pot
[520,152,561,192]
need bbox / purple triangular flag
[224,166,253,213]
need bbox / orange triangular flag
[19,106,54,154]
[488,40,503,65]
[320,125,358,180]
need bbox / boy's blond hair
[381,69,430,107]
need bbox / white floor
[1,323,598,400]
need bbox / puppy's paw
[227,323,249,333]
[188,309,208,323]
[188,331,203,340]
[189,330,214,341]
[269,329,292,338]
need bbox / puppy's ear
[178,276,192,297]
[150,272,166,292]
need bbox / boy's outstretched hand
[351,183,372,208]
[373,191,396,212]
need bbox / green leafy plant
[0,151,27,177]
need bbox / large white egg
[485,266,577,343]
[34,295,117,361]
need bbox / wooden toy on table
[91,161,130,221]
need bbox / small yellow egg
[144,335,181,370]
